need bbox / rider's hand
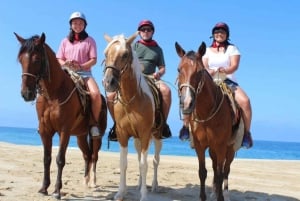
[153,72,161,80]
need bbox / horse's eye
[177,68,180,73]
[121,52,128,59]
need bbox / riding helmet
[69,11,87,25]
[212,22,230,38]
[137,20,155,31]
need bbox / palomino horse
[102,32,162,201]
[14,33,107,199]
[175,41,242,201]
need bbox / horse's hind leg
[151,137,162,192]
[76,135,92,187]
[89,135,102,187]
[223,147,235,201]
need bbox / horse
[175,41,244,201]
[102,32,163,201]
[14,32,107,199]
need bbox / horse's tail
[98,95,107,136]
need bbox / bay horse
[14,33,107,199]
[102,32,162,201]
[175,41,243,201]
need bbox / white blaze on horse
[102,32,163,201]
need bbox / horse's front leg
[194,143,207,201]
[38,139,53,196]
[139,150,149,201]
[53,134,70,199]
[151,137,162,192]
[134,138,142,189]
[114,146,128,201]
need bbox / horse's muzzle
[21,89,36,102]
[102,76,119,93]
[180,93,195,115]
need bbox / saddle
[144,76,171,139]
[215,78,244,151]
[62,67,90,114]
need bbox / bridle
[103,43,139,105]
[178,62,224,123]
[21,42,76,106]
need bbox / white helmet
[69,11,87,25]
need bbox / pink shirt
[56,36,97,71]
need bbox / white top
[203,45,240,82]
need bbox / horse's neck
[119,68,139,97]
[42,48,72,96]
[196,72,221,111]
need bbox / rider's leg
[86,78,102,136]
[157,82,171,119]
[234,86,253,148]
[157,81,172,138]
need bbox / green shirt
[133,42,165,75]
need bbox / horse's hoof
[38,189,48,195]
[52,192,61,200]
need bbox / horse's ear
[197,42,206,57]
[175,42,185,58]
[104,34,112,43]
[14,32,25,44]
[127,31,139,44]
[40,33,46,43]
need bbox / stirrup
[179,126,190,141]
[241,131,253,149]
[161,123,172,139]
[108,123,117,142]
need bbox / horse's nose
[21,89,36,101]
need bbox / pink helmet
[137,20,155,31]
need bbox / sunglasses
[214,29,227,34]
[140,27,153,32]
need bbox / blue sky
[1,0,299,142]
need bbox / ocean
[0,126,299,160]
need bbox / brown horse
[14,33,107,199]
[102,32,162,201]
[175,41,243,201]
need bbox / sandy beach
[0,142,299,201]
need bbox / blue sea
[0,126,299,160]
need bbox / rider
[107,19,172,141]
[56,11,103,136]
[179,22,253,149]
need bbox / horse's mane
[186,50,197,60]
[17,35,40,58]
[17,35,56,60]
[104,34,149,91]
